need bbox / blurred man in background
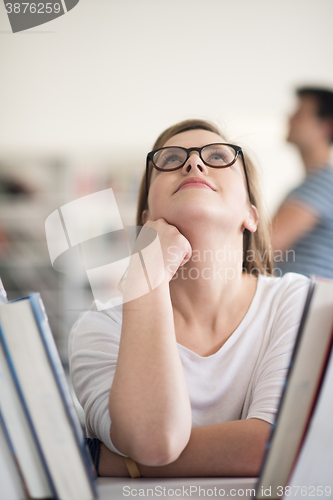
[272,87,333,278]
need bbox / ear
[243,204,259,233]
[141,209,150,225]
[322,118,333,143]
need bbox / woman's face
[143,129,257,235]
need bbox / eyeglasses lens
[201,145,236,167]
[153,148,186,170]
[153,145,236,170]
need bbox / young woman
[68,119,310,477]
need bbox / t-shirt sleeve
[68,305,127,456]
[285,168,333,219]
[246,274,310,424]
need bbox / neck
[299,143,331,172]
[168,229,248,329]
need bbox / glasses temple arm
[145,157,150,199]
[240,151,252,205]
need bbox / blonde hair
[136,119,273,276]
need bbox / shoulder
[287,166,333,214]
[257,271,310,308]
[254,272,311,335]
[302,165,333,194]
[300,165,333,188]
[71,301,122,335]
[68,302,123,358]
[257,271,310,295]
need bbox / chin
[163,206,223,231]
[286,132,299,146]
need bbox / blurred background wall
[0,0,333,363]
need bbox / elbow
[246,452,265,477]
[111,424,190,467]
[132,430,190,466]
[238,422,271,477]
[245,439,269,477]
[237,448,265,477]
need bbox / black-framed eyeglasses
[145,143,252,203]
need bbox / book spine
[255,277,315,497]
[0,409,29,500]
[0,277,8,303]
[0,325,57,499]
[29,294,97,497]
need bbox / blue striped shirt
[275,165,333,279]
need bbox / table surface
[97,476,258,500]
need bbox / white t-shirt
[68,272,310,455]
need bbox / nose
[181,151,209,174]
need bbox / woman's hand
[142,218,192,282]
[122,218,192,301]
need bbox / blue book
[0,328,53,499]
[0,293,98,500]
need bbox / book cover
[0,294,98,500]
[255,278,333,499]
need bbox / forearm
[99,418,271,478]
[109,279,191,465]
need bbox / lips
[175,177,215,193]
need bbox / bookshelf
[0,153,141,366]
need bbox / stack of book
[1,274,333,499]
[255,277,333,499]
[0,279,97,500]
